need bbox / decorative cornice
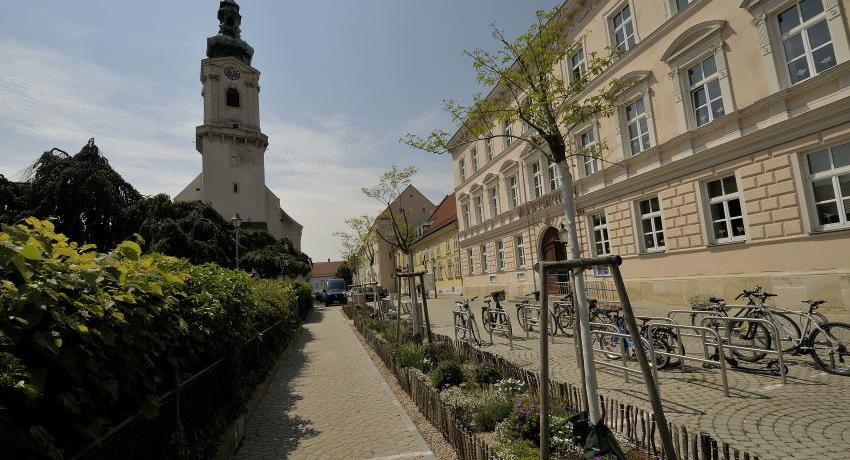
[661,20,727,63]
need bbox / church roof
[207,0,254,65]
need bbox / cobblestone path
[235,305,433,460]
[424,295,850,459]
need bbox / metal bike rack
[699,316,787,384]
[482,309,513,349]
[588,323,659,385]
[453,309,478,346]
[646,323,731,397]
[515,301,555,342]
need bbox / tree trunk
[556,160,601,424]
[405,252,421,339]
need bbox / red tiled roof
[416,194,456,241]
[311,261,344,278]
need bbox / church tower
[177,0,303,250]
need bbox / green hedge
[0,218,312,458]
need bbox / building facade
[396,194,464,296]
[451,0,850,313]
[176,0,303,250]
[357,185,436,293]
[309,260,344,294]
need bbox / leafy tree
[335,261,353,286]
[403,7,637,429]
[240,238,312,279]
[0,174,28,224]
[334,215,378,287]
[21,139,142,250]
[361,166,423,334]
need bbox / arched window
[226,88,240,108]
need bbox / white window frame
[569,43,587,82]
[687,55,726,127]
[508,175,520,209]
[461,200,471,229]
[608,1,639,53]
[548,163,561,192]
[531,161,544,199]
[485,137,494,161]
[471,148,479,173]
[666,0,698,18]
[515,235,526,268]
[776,0,837,86]
[623,97,652,156]
[579,127,601,177]
[590,211,611,256]
[703,175,748,244]
[467,248,474,275]
[459,158,466,182]
[474,194,484,224]
[496,240,505,271]
[480,244,489,274]
[503,121,513,149]
[488,185,500,218]
[636,196,666,253]
[803,143,850,230]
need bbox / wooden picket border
[348,310,759,460]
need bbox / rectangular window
[676,0,694,12]
[580,129,600,176]
[508,176,519,209]
[480,245,488,274]
[591,212,611,256]
[706,175,746,242]
[570,46,587,81]
[497,240,505,271]
[638,197,665,252]
[455,251,461,277]
[612,4,636,53]
[625,98,651,155]
[462,202,471,228]
[471,148,479,173]
[548,164,560,191]
[504,121,513,148]
[515,235,526,268]
[233,183,239,194]
[467,249,474,275]
[778,0,836,85]
[532,161,544,198]
[474,195,484,224]
[489,186,499,217]
[459,159,466,182]
[806,143,850,229]
[688,55,725,127]
[230,155,239,167]
[485,137,494,161]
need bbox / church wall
[200,135,267,224]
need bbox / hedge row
[0,218,312,458]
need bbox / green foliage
[474,390,514,432]
[361,166,419,254]
[335,261,353,286]
[423,341,457,364]
[430,361,464,390]
[0,218,309,458]
[393,343,429,372]
[493,378,527,399]
[473,364,503,385]
[0,174,28,224]
[493,438,539,460]
[240,238,311,279]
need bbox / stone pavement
[423,295,850,459]
[235,304,434,460]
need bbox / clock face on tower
[224,66,241,80]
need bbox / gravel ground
[350,324,460,460]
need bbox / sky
[0,0,557,261]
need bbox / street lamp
[231,211,242,270]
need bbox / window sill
[706,238,746,247]
[641,248,666,255]
[810,225,850,235]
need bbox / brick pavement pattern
[235,305,433,460]
[425,295,850,459]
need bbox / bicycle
[592,306,676,369]
[551,294,576,337]
[514,291,557,335]
[453,296,481,346]
[481,290,513,345]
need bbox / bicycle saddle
[708,296,725,303]
[803,299,825,309]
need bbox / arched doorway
[540,227,570,295]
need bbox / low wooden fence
[351,311,760,460]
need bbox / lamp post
[231,211,242,270]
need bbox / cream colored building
[451,0,850,313]
[357,185,435,293]
[176,0,302,250]
[395,194,464,296]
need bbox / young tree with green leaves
[403,6,644,450]
[361,166,423,335]
[334,261,354,287]
[335,215,379,306]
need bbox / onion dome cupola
[206,0,255,65]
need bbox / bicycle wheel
[599,333,621,360]
[726,319,771,362]
[640,336,671,369]
[516,306,529,332]
[468,316,482,346]
[651,327,684,369]
[556,304,575,337]
[760,311,801,353]
[809,322,850,376]
[548,312,558,336]
[481,308,493,334]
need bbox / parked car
[320,278,348,306]
[352,285,387,301]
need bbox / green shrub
[493,378,526,398]
[431,361,464,390]
[0,218,309,459]
[549,415,580,458]
[473,364,503,385]
[500,394,541,444]
[393,343,430,371]
[423,341,457,364]
[474,390,513,432]
[493,438,538,460]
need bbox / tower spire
[206,0,254,65]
